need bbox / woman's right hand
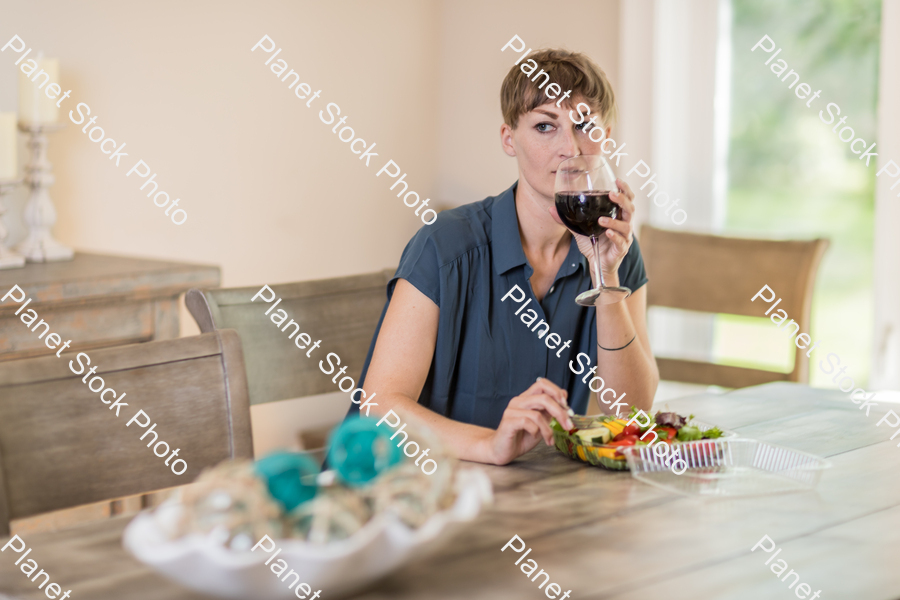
[482,378,574,465]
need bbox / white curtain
[620,0,730,388]
[871,0,900,389]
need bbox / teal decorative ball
[254,452,320,512]
[328,417,403,486]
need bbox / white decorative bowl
[123,468,493,599]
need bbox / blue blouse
[348,182,648,428]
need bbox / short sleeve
[389,226,442,306]
[617,236,649,292]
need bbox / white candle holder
[0,177,26,269]
[16,122,73,262]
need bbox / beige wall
[0,0,621,454]
[1,0,438,285]
[436,0,620,206]
[618,0,654,230]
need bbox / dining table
[2,381,899,600]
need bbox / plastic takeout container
[621,438,831,497]
[553,415,735,471]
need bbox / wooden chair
[0,330,253,536]
[185,270,393,443]
[640,225,829,388]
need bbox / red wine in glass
[554,191,618,237]
[554,155,631,306]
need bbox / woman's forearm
[593,307,656,413]
[364,392,496,463]
[592,278,658,414]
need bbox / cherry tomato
[610,435,639,456]
[657,426,678,442]
[608,435,638,446]
[622,423,641,437]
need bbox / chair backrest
[185,269,394,406]
[640,225,829,388]
[0,330,252,535]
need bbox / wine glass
[554,155,631,306]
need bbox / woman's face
[501,99,611,203]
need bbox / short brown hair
[500,49,618,130]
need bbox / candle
[18,57,59,125]
[0,113,16,179]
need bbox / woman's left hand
[550,178,636,286]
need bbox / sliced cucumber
[574,426,612,445]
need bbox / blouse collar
[491,182,588,280]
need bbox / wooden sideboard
[0,252,220,361]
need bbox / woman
[349,49,659,465]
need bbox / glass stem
[591,235,606,289]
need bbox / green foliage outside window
[713,0,880,386]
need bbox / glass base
[576,286,632,306]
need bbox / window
[713,0,881,386]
